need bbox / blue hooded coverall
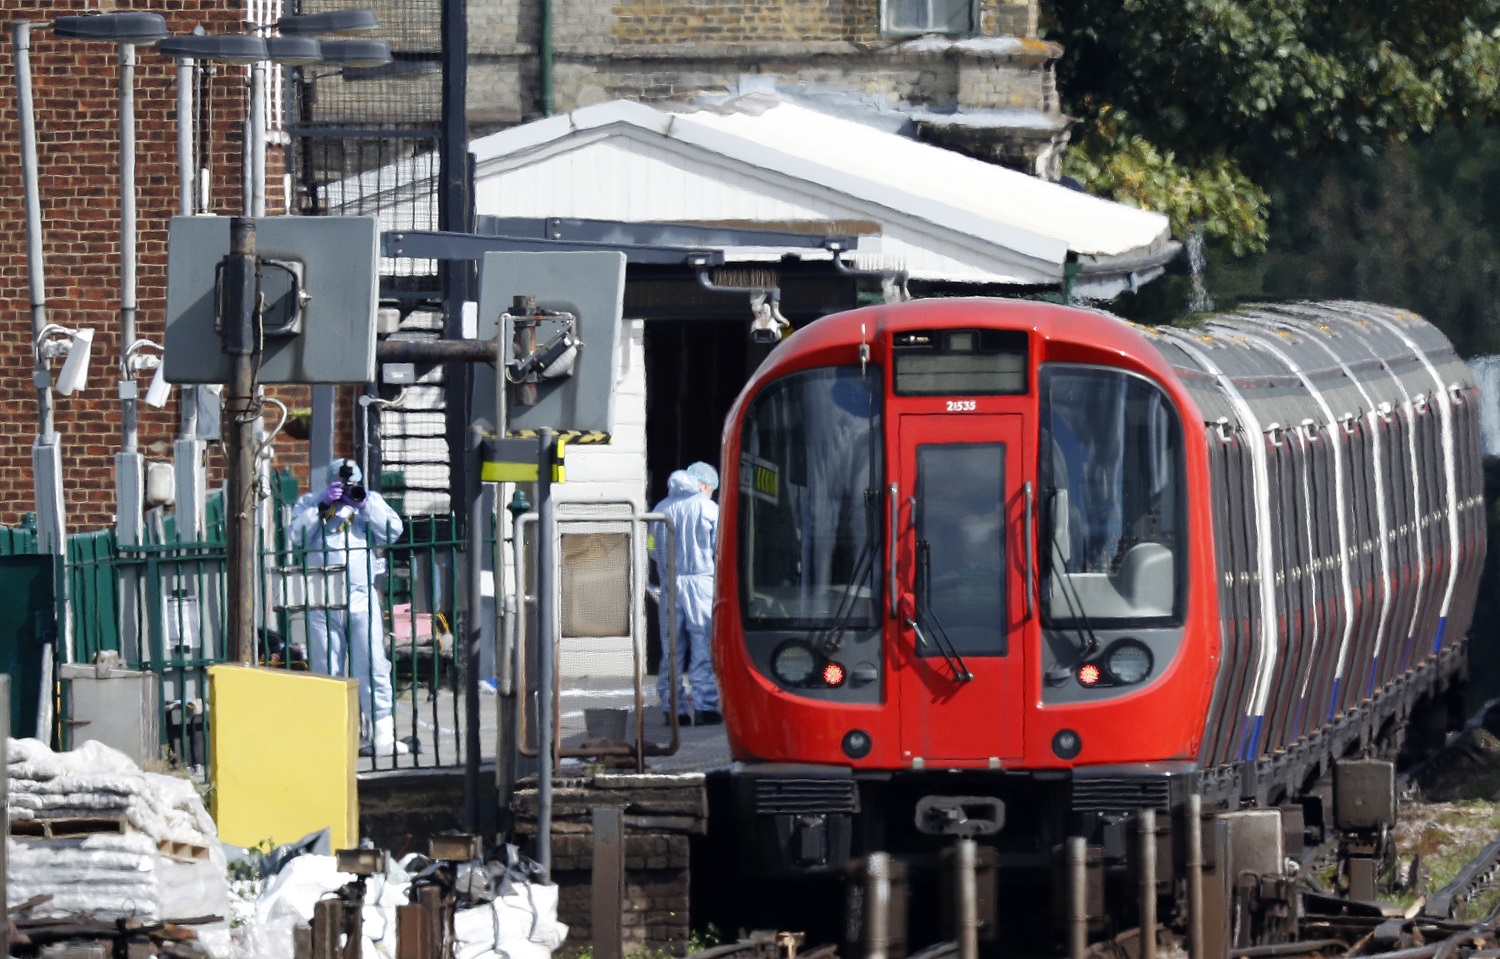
[652,468,720,715]
[289,460,404,724]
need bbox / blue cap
[324,459,362,485]
[686,461,718,491]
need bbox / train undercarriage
[696,644,1468,958]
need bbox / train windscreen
[1039,365,1185,626]
[738,366,883,629]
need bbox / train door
[895,413,1028,763]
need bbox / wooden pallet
[10,815,127,840]
[10,816,208,861]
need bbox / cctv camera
[750,322,783,345]
[749,295,789,345]
[55,328,95,396]
[144,360,172,408]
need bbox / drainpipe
[540,0,553,115]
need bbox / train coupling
[914,796,1006,837]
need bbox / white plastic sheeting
[232,854,567,959]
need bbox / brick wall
[0,1,317,530]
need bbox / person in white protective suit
[651,461,721,726]
[290,459,408,755]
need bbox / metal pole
[1139,808,1157,959]
[115,42,145,553]
[535,427,556,877]
[250,60,266,217]
[118,42,138,456]
[177,55,195,216]
[864,853,892,959]
[14,21,54,439]
[956,839,979,959]
[224,218,259,664]
[464,473,484,831]
[173,52,206,542]
[1186,794,1204,959]
[438,0,472,575]
[494,325,517,835]
[1067,836,1089,959]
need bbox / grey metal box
[1334,758,1395,831]
[164,215,380,385]
[59,656,160,766]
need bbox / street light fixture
[317,40,393,69]
[276,9,380,35]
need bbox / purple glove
[318,482,344,508]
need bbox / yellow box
[208,665,359,850]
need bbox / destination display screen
[892,328,1029,395]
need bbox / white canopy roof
[466,94,1178,293]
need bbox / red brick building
[0,2,314,530]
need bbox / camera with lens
[339,462,367,504]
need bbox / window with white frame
[881,0,979,35]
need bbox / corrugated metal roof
[468,93,1176,288]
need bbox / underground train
[707,298,1484,952]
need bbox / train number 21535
[946,400,977,412]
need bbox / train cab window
[1039,365,1185,625]
[738,366,883,628]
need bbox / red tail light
[822,661,847,687]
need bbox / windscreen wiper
[910,539,972,683]
[1046,487,1102,658]
[812,488,879,653]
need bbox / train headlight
[772,641,818,686]
[1104,640,1153,685]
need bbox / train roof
[1140,301,1473,433]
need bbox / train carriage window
[738,366,883,628]
[1039,365,1185,625]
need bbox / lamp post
[48,13,171,547]
[10,12,166,730]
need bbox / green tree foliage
[1044,0,1500,253]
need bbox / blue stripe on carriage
[1433,617,1447,654]
[1328,678,1341,721]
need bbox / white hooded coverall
[290,461,404,725]
[652,469,720,714]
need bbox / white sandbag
[247,854,410,959]
[452,881,568,959]
[5,739,230,925]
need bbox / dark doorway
[643,320,772,678]
[644,320,772,505]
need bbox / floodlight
[318,39,392,68]
[51,13,169,43]
[155,34,268,65]
[276,10,379,35]
[264,36,323,66]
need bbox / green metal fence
[1,472,487,774]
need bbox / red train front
[707,296,1479,942]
